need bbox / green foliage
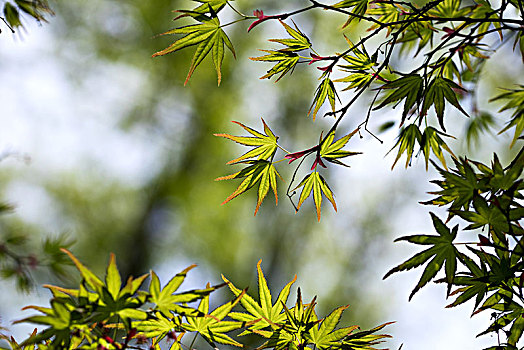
[2,0,524,348]
[152,1,236,85]
[293,171,336,222]
[492,86,524,148]
[374,74,423,124]
[8,251,392,350]
[309,78,337,120]
[388,149,524,347]
[384,212,460,300]
[250,20,312,82]
[154,0,524,347]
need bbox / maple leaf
[262,289,318,350]
[308,78,339,120]
[174,0,230,20]
[182,286,245,347]
[250,20,311,82]
[341,321,393,348]
[214,119,278,164]
[420,126,456,170]
[222,260,297,333]
[421,76,469,131]
[491,85,524,148]
[306,305,358,350]
[215,160,281,215]
[153,12,235,86]
[293,172,336,221]
[319,128,361,167]
[148,266,219,317]
[384,213,460,299]
[251,50,300,82]
[443,253,489,313]
[284,129,360,172]
[374,74,424,124]
[388,124,422,169]
[333,0,369,27]
[334,37,378,91]
[134,312,185,340]
[268,20,312,52]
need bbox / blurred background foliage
[0,0,522,347]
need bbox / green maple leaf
[251,20,311,82]
[422,157,482,210]
[222,260,297,334]
[134,312,184,340]
[306,305,358,350]
[366,2,403,34]
[215,160,281,215]
[388,124,421,169]
[453,196,510,238]
[15,300,78,348]
[153,13,235,86]
[429,0,469,18]
[339,37,376,71]
[214,119,278,164]
[384,213,460,299]
[58,250,149,323]
[319,128,361,167]
[269,20,312,52]
[491,85,524,148]
[183,287,245,347]
[2,0,53,31]
[148,266,218,317]
[309,78,338,120]
[293,171,336,221]
[374,74,424,124]
[251,50,300,82]
[258,289,318,350]
[342,322,393,349]
[444,253,490,313]
[334,37,377,90]
[421,76,469,131]
[17,251,151,347]
[175,0,231,20]
[333,70,374,91]
[333,0,369,26]
[420,126,456,170]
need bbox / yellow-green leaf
[294,172,336,221]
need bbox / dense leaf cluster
[1,251,391,350]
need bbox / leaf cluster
[386,148,524,348]
[215,120,361,220]
[152,0,236,86]
[7,251,392,350]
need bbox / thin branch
[0,16,15,34]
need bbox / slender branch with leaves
[154,0,524,347]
